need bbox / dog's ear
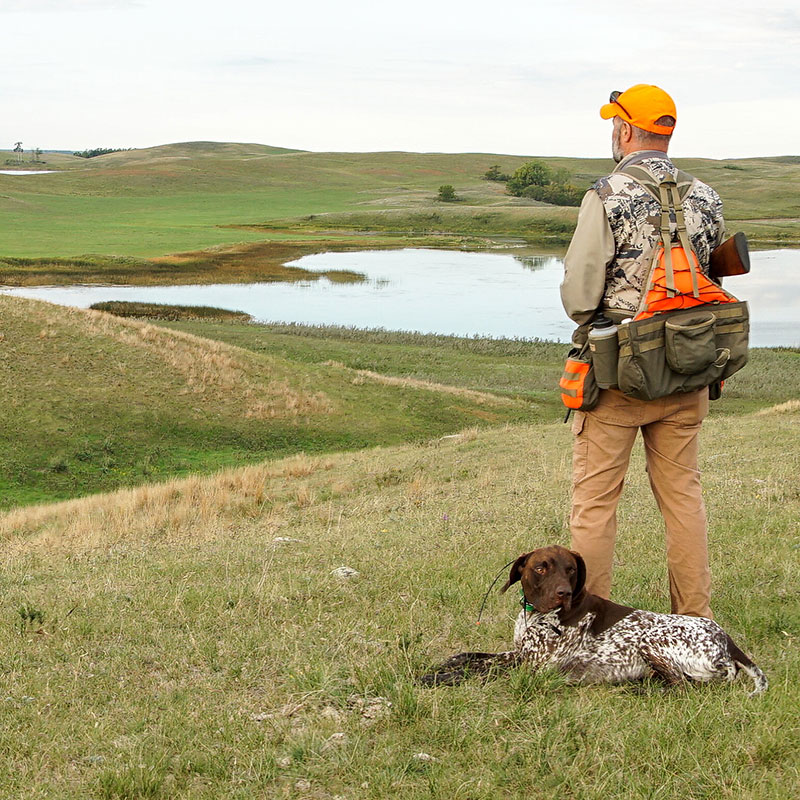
[569,550,587,596]
[500,553,530,593]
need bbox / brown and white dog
[422,545,767,694]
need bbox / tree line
[73,148,131,159]
[484,161,584,206]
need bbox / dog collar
[519,588,537,614]
[520,590,563,635]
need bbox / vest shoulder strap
[618,163,695,205]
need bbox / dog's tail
[726,634,768,696]
[418,650,520,686]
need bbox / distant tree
[507,160,552,195]
[520,182,584,206]
[32,147,42,163]
[437,184,457,202]
[483,164,510,182]
[13,141,23,164]
[73,147,129,159]
[551,167,572,187]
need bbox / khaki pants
[569,387,712,618]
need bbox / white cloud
[0,0,141,11]
[0,0,797,157]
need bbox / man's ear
[569,550,587,596]
[500,553,530,593]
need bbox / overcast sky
[2,0,798,158]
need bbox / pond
[0,170,57,175]
[1,248,797,347]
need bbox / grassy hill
[1,396,797,798]
[2,143,798,286]
[1,143,798,797]
[0,295,545,509]
[3,291,799,510]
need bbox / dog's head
[499,545,586,613]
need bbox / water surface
[0,169,57,175]
[1,248,796,347]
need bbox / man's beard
[612,126,624,163]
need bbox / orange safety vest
[622,164,740,320]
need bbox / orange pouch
[559,347,599,411]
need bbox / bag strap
[657,180,677,298]
[620,164,695,202]
[669,183,700,299]
[621,163,702,305]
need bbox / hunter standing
[560,85,726,618]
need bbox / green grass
[2,293,798,510]
[162,319,800,416]
[1,408,797,799]
[160,321,569,403]
[0,296,535,510]
[2,144,798,275]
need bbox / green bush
[483,165,510,181]
[437,184,457,202]
[507,160,552,195]
[521,183,584,206]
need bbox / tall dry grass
[0,452,335,553]
[81,307,334,418]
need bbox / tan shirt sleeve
[560,189,615,326]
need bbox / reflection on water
[514,255,561,272]
[1,248,797,347]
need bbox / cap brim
[599,102,621,120]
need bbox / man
[560,84,725,619]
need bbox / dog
[422,545,767,694]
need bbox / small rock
[295,778,311,791]
[320,704,343,721]
[277,756,292,768]
[249,712,272,722]
[348,694,392,726]
[413,752,440,763]
[331,566,359,579]
[323,732,349,750]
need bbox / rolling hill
[1,142,798,270]
[0,294,538,509]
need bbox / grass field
[1,394,797,798]
[1,143,798,798]
[4,294,799,510]
[0,296,539,510]
[2,144,799,287]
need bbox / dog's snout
[556,586,572,598]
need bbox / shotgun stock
[710,232,750,279]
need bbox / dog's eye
[566,566,576,574]
[534,565,547,574]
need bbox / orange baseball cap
[600,84,677,135]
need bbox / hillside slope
[1,407,797,798]
[0,295,533,508]
[1,142,798,262]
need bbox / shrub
[483,165,510,182]
[507,160,552,195]
[437,184,457,202]
[520,183,584,206]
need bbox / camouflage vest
[592,154,724,315]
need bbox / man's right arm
[560,189,615,328]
